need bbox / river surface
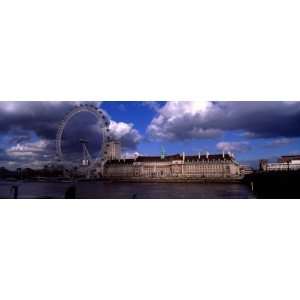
[0,180,255,199]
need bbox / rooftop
[279,155,300,163]
[106,153,234,164]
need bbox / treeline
[0,165,64,179]
[0,167,17,179]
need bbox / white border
[0,1,300,101]
[1,0,300,299]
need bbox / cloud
[1,139,55,169]
[147,101,223,141]
[216,141,251,153]
[0,148,10,162]
[264,137,294,148]
[122,151,141,158]
[0,101,142,168]
[109,120,142,150]
[142,101,162,112]
[6,140,50,158]
[147,101,300,141]
[0,101,98,140]
[60,118,141,162]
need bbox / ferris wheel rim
[55,104,111,165]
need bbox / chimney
[198,152,201,159]
[206,151,209,159]
[182,152,185,162]
[222,151,225,159]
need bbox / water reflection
[0,180,255,199]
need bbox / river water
[0,180,255,199]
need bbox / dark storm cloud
[60,114,103,162]
[0,102,142,168]
[7,128,33,144]
[0,148,9,161]
[211,101,300,138]
[0,101,96,140]
[0,102,101,166]
[147,101,300,141]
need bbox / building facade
[104,140,121,160]
[239,164,254,175]
[260,155,300,172]
[103,153,241,180]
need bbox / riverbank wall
[102,176,243,183]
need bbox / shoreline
[1,177,245,184]
[101,177,244,184]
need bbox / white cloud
[216,141,251,153]
[109,120,142,150]
[147,101,300,142]
[147,101,222,141]
[6,140,49,158]
[265,138,294,148]
[122,151,141,159]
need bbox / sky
[0,101,300,169]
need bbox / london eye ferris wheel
[55,104,111,169]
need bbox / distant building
[279,155,300,164]
[103,152,241,179]
[259,159,269,171]
[240,164,254,175]
[104,140,121,160]
[260,155,300,171]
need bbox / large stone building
[103,152,241,180]
[260,155,300,171]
